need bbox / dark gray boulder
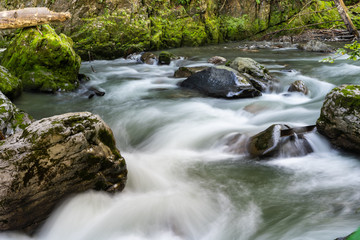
[179,67,261,99]
[317,84,360,152]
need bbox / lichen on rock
[0,112,127,233]
[1,24,81,93]
[0,91,32,138]
[317,84,360,153]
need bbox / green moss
[1,25,81,93]
[0,66,22,100]
[98,128,121,159]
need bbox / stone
[208,56,227,65]
[174,66,208,78]
[317,84,360,153]
[229,57,276,91]
[247,124,313,159]
[140,52,158,65]
[0,66,22,100]
[288,80,309,95]
[297,40,334,52]
[0,112,127,233]
[1,24,81,93]
[0,91,32,138]
[179,67,261,99]
[158,51,172,65]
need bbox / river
[2,42,360,240]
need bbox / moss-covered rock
[0,112,127,233]
[1,24,81,93]
[0,91,32,138]
[0,65,22,100]
[317,84,360,153]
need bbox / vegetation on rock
[1,24,81,93]
[0,65,22,100]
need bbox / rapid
[3,42,360,240]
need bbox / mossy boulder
[229,57,276,92]
[0,65,22,100]
[1,24,81,93]
[0,91,32,138]
[317,84,360,153]
[0,112,127,233]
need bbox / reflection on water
[5,42,360,240]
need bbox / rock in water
[0,91,32,137]
[288,80,309,95]
[208,56,226,65]
[158,51,172,65]
[0,66,22,100]
[229,57,275,91]
[179,67,261,99]
[140,52,157,65]
[0,112,127,233]
[297,40,334,52]
[247,124,313,159]
[1,24,81,93]
[317,84,360,152]
[174,66,208,78]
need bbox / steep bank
[0,0,307,59]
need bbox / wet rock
[158,51,172,65]
[247,124,313,159]
[297,40,334,53]
[317,84,360,153]
[288,80,309,95]
[78,73,91,83]
[229,57,276,91]
[1,24,81,93]
[0,112,127,233]
[0,91,33,138]
[179,67,261,99]
[0,66,22,100]
[88,86,106,97]
[208,56,227,65]
[174,66,208,78]
[140,52,158,65]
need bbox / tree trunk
[0,7,71,30]
[334,0,359,38]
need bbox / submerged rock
[288,80,309,95]
[297,40,334,52]
[141,52,158,65]
[208,56,227,65]
[0,112,127,233]
[0,91,32,138]
[0,66,22,100]
[229,57,276,91]
[1,24,81,93]
[179,67,261,99]
[317,84,360,152]
[247,124,313,159]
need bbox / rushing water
[3,42,360,240]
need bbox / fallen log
[333,0,360,38]
[0,7,71,30]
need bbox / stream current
[2,42,360,240]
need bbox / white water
[4,43,360,240]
